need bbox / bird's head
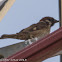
[40,17,59,27]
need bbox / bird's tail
[0,34,18,39]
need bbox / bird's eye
[45,21,49,25]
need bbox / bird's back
[18,22,50,40]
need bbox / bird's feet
[25,37,38,45]
[25,39,32,45]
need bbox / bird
[0,17,59,41]
[0,17,59,59]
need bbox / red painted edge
[1,27,62,62]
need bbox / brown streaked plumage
[0,17,59,40]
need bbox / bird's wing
[18,22,48,33]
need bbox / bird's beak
[54,20,59,23]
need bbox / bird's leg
[25,39,32,45]
[25,37,38,45]
[25,40,28,44]
[34,37,38,41]
[28,39,33,44]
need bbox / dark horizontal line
[0,0,8,11]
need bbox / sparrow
[0,17,59,40]
[0,17,59,59]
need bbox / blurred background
[0,0,60,62]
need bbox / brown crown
[40,17,54,21]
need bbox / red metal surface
[1,27,62,62]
